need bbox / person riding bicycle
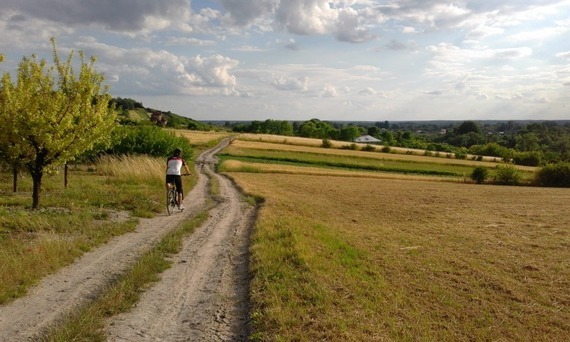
[166,148,191,210]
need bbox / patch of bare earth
[0,139,256,341]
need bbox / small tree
[493,164,521,186]
[321,138,332,148]
[535,162,570,187]
[470,166,488,184]
[0,39,116,208]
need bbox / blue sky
[1,0,569,121]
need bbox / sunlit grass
[0,154,179,304]
[171,129,231,147]
[233,173,570,341]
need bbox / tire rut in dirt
[105,165,255,341]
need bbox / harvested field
[231,139,536,171]
[229,172,570,340]
[171,130,231,145]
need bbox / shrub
[471,167,489,184]
[107,125,193,159]
[362,144,375,152]
[381,146,391,153]
[513,151,543,166]
[341,143,359,150]
[534,162,570,187]
[493,164,521,186]
[455,148,468,159]
[321,139,333,148]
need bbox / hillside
[112,97,212,130]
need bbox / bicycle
[166,174,189,215]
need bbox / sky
[1,0,569,122]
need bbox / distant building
[150,111,167,127]
[354,135,382,144]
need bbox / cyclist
[166,148,191,210]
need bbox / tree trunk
[64,163,68,188]
[31,170,42,209]
[29,152,47,210]
[12,166,18,193]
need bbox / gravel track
[0,139,255,341]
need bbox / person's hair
[173,148,182,156]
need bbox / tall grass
[96,155,164,184]
[0,155,173,305]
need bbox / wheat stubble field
[221,135,569,341]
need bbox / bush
[107,125,193,159]
[471,167,489,184]
[534,163,570,187]
[362,144,375,152]
[321,139,333,148]
[454,148,468,159]
[341,143,359,150]
[513,151,543,166]
[381,146,391,153]
[493,164,521,186]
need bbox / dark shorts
[166,175,183,194]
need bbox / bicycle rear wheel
[166,186,177,215]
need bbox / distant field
[172,130,231,146]
[237,133,509,163]
[222,139,537,182]
[231,173,570,341]
[219,135,569,340]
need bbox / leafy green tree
[515,132,540,152]
[493,164,521,186]
[535,162,570,187]
[338,125,361,141]
[381,131,394,145]
[456,121,482,135]
[470,166,489,184]
[367,126,381,137]
[0,39,116,208]
[298,119,337,139]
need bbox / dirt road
[0,139,256,341]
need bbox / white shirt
[166,156,185,175]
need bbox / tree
[470,166,489,184]
[338,125,361,142]
[0,38,117,208]
[456,121,481,135]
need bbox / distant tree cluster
[229,119,570,166]
[111,97,144,110]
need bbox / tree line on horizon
[229,118,570,166]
